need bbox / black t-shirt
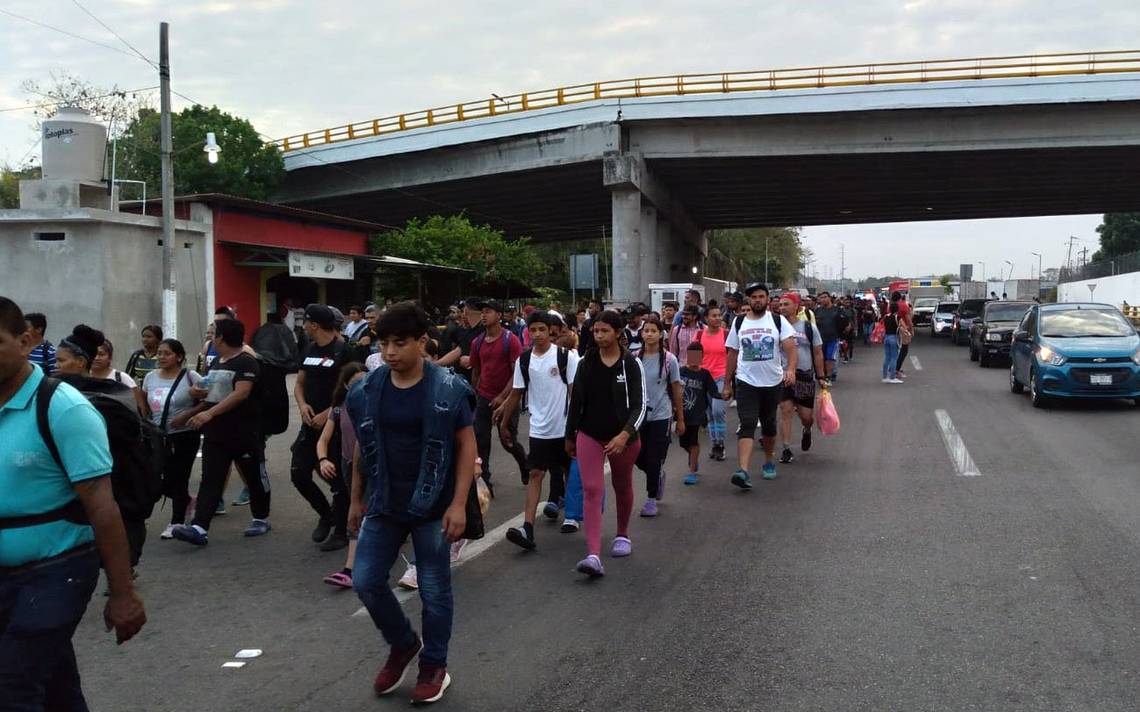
[378,377,475,522]
[442,323,483,380]
[203,352,261,448]
[301,338,350,415]
[679,366,720,425]
[578,359,623,443]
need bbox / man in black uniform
[290,304,351,550]
[436,298,484,382]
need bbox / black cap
[304,303,337,329]
[744,282,768,296]
[480,299,505,313]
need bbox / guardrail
[274,50,1140,152]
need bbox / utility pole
[160,22,177,340]
[1065,235,1079,273]
[1079,246,1089,268]
[840,243,846,295]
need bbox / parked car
[951,298,991,345]
[912,297,940,326]
[970,301,1034,366]
[930,301,959,338]
[1010,302,1140,408]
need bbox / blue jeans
[707,376,727,445]
[563,459,603,521]
[354,516,453,667]
[0,546,100,712]
[882,335,900,379]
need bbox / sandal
[323,571,353,589]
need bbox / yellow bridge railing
[274,50,1140,152]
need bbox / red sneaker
[410,663,451,705]
[373,635,422,696]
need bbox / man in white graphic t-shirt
[723,282,797,488]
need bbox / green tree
[115,105,284,200]
[1092,213,1140,261]
[372,215,546,286]
[706,227,804,288]
[0,165,41,209]
[939,273,955,295]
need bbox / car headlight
[1037,346,1066,366]
[986,333,1004,342]
[1132,349,1140,366]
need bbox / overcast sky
[2,0,1135,278]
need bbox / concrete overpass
[274,51,1140,302]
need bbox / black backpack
[49,376,165,521]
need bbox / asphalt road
[74,334,1140,711]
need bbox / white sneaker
[881,378,891,383]
[397,563,418,590]
[888,378,905,384]
[449,541,463,563]
[160,524,176,539]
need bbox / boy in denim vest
[347,302,477,705]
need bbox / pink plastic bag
[817,389,841,436]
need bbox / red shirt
[469,329,523,399]
[697,327,728,380]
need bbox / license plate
[1090,373,1112,385]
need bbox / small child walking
[680,342,722,485]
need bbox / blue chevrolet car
[1010,303,1140,408]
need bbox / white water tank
[42,107,107,182]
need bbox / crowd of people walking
[1,280,881,706]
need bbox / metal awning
[222,242,472,274]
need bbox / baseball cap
[480,299,505,313]
[304,303,337,329]
[743,282,768,296]
[781,292,802,308]
[329,306,346,327]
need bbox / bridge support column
[655,217,672,287]
[610,188,643,304]
[638,205,659,300]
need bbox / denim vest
[346,361,473,519]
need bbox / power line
[70,0,157,67]
[0,8,142,61]
[0,85,159,114]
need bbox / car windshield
[1040,308,1136,338]
[986,304,1031,322]
[915,298,940,308]
[959,301,986,317]
[936,303,959,313]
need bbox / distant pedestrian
[695,305,729,461]
[90,339,136,387]
[881,302,904,384]
[635,317,683,518]
[318,362,367,588]
[24,311,56,374]
[469,299,526,491]
[125,325,162,383]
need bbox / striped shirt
[28,341,57,375]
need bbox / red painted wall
[213,243,263,329]
[214,209,367,255]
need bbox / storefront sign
[288,250,354,281]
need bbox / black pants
[290,426,348,533]
[122,517,147,568]
[162,430,202,525]
[635,419,672,498]
[735,381,782,439]
[473,395,527,485]
[193,438,271,531]
[896,342,910,371]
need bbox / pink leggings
[576,432,642,557]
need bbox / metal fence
[273,49,1140,152]
[1058,249,1140,282]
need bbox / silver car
[930,301,959,337]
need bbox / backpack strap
[114,370,123,384]
[557,347,569,385]
[0,377,88,530]
[519,349,532,390]
[159,369,187,431]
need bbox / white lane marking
[910,355,923,371]
[352,512,526,617]
[934,409,981,477]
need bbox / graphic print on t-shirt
[739,326,776,362]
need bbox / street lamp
[1030,252,1042,280]
[204,132,220,164]
[976,261,985,282]
[1003,260,1013,282]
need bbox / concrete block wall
[1057,271,1140,307]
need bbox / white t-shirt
[142,369,204,432]
[725,311,797,388]
[512,345,579,440]
[103,370,137,388]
